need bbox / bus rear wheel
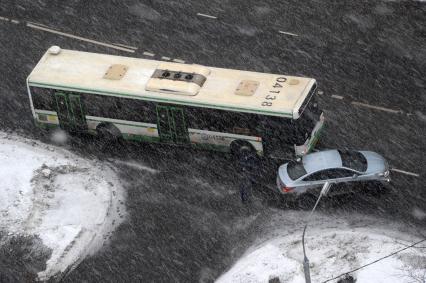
[96,123,121,146]
[230,140,257,159]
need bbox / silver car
[277,149,390,195]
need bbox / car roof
[302,150,342,174]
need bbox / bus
[27,46,324,158]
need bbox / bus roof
[27,47,316,118]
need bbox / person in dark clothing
[239,177,253,202]
[238,153,260,202]
[238,152,259,172]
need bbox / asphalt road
[0,1,425,282]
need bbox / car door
[327,168,356,183]
[326,168,363,195]
[301,168,355,188]
[300,170,328,189]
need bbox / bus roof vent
[48,46,61,55]
[103,64,128,80]
[235,80,259,96]
[145,63,210,96]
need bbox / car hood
[360,151,388,174]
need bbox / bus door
[156,105,189,144]
[54,92,87,132]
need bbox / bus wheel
[96,123,121,146]
[230,140,256,159]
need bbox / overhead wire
[321,238,426,283]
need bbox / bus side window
[209,108,227,132]
[186,106,208,130]
[232,112,257,135]
[115,99,122,110]
[31,87,55,111]
[117,97,156,123]
[84,94,104,118]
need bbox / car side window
[303,169,354,181]
[326,169,354,179]
[303,171,326,181]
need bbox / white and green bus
[27,46,324,158]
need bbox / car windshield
[287,161,307,180]
[338,150,367,172]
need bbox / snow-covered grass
[0,132,126,281]
[216,211,426,283]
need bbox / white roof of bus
[27,47,316,118]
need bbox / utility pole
[302,182,332,283]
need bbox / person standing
[238,153,259,202]
[239,177,253,203]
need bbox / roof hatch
[145,63,210,96]
[103,64,128,80]
[235,80,259,96]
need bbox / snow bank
[0,132,126,281]
[217,211,426,283]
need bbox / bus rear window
[287,161,307,180]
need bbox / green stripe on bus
[28,82,293,117]
[121,133,230,152]
[75,117,260,146]
[190,142,230,152]
[35,110,57,115]
[35,119,262,154]
[35,120,59,129]
[122,133,160,143]
[86,118,155,129]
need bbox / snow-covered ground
[217,211,426,283]
[0,132,126,280]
